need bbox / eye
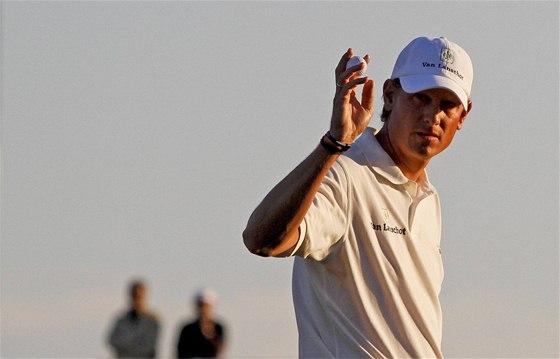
[413,93,430,104]
[440,100,456,110]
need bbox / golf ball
[346,56,367,76]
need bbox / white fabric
[391,36,473,109]
[292,128,444,358]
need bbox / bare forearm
[243,48,374,257]
[243,144,339,257]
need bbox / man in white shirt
[243,37,473,358]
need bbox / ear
[382,79,398,111]
[457,100,472,130]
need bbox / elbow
[242,227,270,257]
[243,225,296,258]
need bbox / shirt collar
[352,127,436,193]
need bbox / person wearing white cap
[176,289,226,358]
[243,36,473,358]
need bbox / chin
[413,145,440,160]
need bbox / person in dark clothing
[177,289,226,358]
[108,280,160,358]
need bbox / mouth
[416,131,440,141]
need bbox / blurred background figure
[177,289,226,358]
[107,279,160,358]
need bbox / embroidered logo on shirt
[382,208,390,222]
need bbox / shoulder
[142,311,161,325]
[115,310,133,322]
[181,320,199,330]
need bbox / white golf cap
[195,288,217,305]
[391,36,473,109]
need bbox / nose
[423,105,443,126]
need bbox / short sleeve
[292,160,349,260]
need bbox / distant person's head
[194,289,216,320]
[129,280,148,312]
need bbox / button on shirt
[291,128,444,358]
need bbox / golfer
[243,36,473,358]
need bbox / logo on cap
[440,48,455,64]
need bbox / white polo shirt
[292,128,444,358]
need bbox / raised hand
[330,48,375,145]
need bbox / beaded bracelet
[320,131,352,153]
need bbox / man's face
[131,284,147,311]
[197,301,213,319]
[383,80,471,162]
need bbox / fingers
[346,77,372,109]
[337,65,365,89]
[337,76,368,95]
[335,49,352,90]
[361,78,375,113]
[335,48,353,77]
[335,76,374,116]
[336,49,370,91]
[330,50,374,143]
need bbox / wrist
[320,131,352,154]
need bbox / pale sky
[1,1,558,358]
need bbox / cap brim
[399,75,469,110]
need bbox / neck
[199,314,212,323]
[375,127,429,182]
[132,303,146,314]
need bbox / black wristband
[326,132,352,151]
[320,132,351,153]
